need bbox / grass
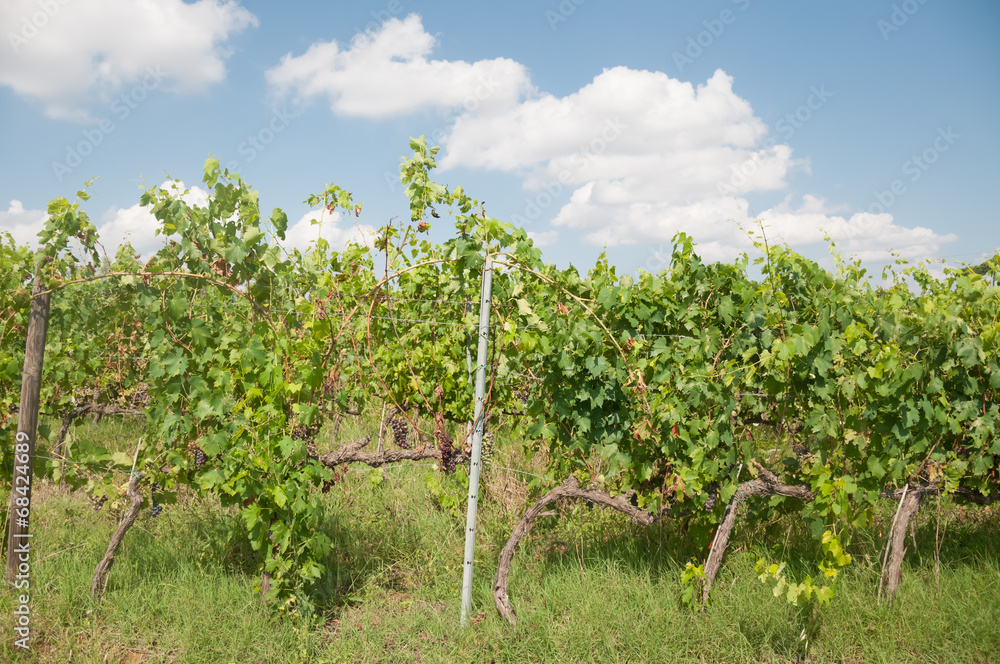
[2,415,999,663]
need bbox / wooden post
[6,274,51,584]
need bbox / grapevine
[2,140,996,620]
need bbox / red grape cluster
[389,416,409,449]
[292,423,321,458]
[88,492,107,512]
[438,431,457,474]
[187,440,207,470]
[704,482,720,512]
[130,386,149,408]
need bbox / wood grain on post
[6,274,51,585]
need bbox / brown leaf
[210,257,231,279]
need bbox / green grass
[2,416,999,663]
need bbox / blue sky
[1,0,997,276]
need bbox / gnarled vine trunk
[91,473,143,600]
[702,462,816,602]
[493,476,667,624]
[880,483,922,600]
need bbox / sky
[1,0,998,278]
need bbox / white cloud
[265,14,531,119]
[747,195,957,262]
[0,200,47,248]
[435,66,955,262]
[263,16,951,263]
[526,230,558,248]
[2,183,377,270]
[100,184,378,262]
[630,195,958,268]
[0,0,257,121]
[280,209,376,255]
[97,180,210,258]
[442,68,776,180]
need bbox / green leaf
[242,503,261,530]
[204,156,221,188]
[199,469,225,489]
[273,486,287,508]
[278,435,297,458]
[270,208,288,239]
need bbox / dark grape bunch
[703,481,720,512]
[88,492,107,512]
[187,439,207,470]
[389,416,409,449]
[293,423,321,458]
[130,386,149,408]
[438,431,457,474]
[292,423,320,441]
[150,483,162,518]
[515,386,529,406]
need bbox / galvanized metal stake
[460,256,493,628]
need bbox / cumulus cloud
[434,65,955,262]
[527,230,559,248]
[261,14,957,265]
[628,195,958,269]
[0,200,47,248]
[442,68,778,181]
[99,184,376,262]
[2,182,377,271]
[97,181,210,258]
[280,208,376,254]
[266,14,531,118]
[0,0,257,121]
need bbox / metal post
[460,256,493,627]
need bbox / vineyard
[2,139,999,662]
